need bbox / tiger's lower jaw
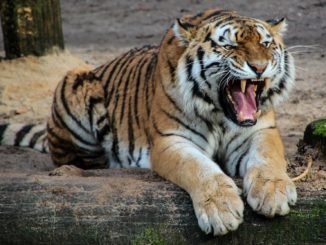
[220,78,268,127]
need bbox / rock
[303,119,326,157]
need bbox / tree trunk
[0,167,325,245]
[0,0,64,59]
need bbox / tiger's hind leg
[47,68,109,170]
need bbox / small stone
[14,107,28,115]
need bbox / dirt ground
[0,0,325,194]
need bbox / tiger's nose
[248,62,268,77]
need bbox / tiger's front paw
[244,167,297,217]
[191,174,244,236]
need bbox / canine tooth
[254,85,257,92]
[238,111,245,121]
[264,78,271,88]
[241,80,246,93]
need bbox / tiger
[0,8,297,235]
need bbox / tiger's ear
[173,18,197,46]
[266,18,287,36]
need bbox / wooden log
[0,146,325,244]
[0,0,64,59]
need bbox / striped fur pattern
[0,9,297,236]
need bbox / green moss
[312,119,326,137]
[131,226,186,245]
[290,206,324,219]
[132,227,165,245]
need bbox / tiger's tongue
[230,83,257,121]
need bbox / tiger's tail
[0,123,49,153]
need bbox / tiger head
[162,9,295,127]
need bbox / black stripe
[60,77,91,134]
[230,132,254,156]
[97,59,118,80]
[160,79,183,114]
[110,52,137,130]
[185,55,193,78]
[218,16,236,28]
[134,56,150,128]
[72,72,97,91]
[127,99,135,161]
[47,127,74,148]
[52,101,97,147]
[110,51,142,115]
[228,133,240,146]
[111,93,122,166]
[177,18,194,30]
[105,49,143,110]
[151,53,158,95]
[152,120,206,152]
[103,52,135,108]
[167,59,175,80]
[210,39,218,48]
[48,127,104,156]
[97,114,107,125]
[145,55,157,117]
[197,47,207,83]
[204,32,211,43]
[14,124,35,146]
[278,51,289,90]
[167,36,175,45]
[29,129,46,148]
[227,125,277,167]
[235,146,250,176]
[92,63,104,74]
[194,107,213,132]
[205,61,221,70]
[104,50,134,92]
[161,109,208,143]
[135,148,142,167]
[119,56,141,125]
[0,124,8,143]
[219,121,227,135]
[96,124,110,142]
[88,96,103,132]
[186,55,214,104]
[192,82,214,104]
[203,10,223,21]
[190,11,204,20]
[144,127,152,147]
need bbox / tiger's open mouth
[221,78,269,126]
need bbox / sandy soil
[0,0,325,193]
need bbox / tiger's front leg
[242,127,297,217]
[151,136,244,235]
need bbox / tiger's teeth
[264,78,271,88]
[241,80,246,93]
[238,111,245,121]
